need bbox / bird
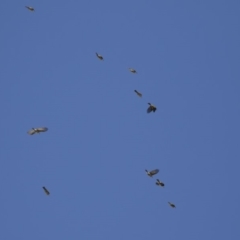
[145,169,159,177]
[155,179,165,187]
[129,68,137,73]
[42,186,50,195]
[134,90,142,97]
[168,202,176,208]
[147,103,157,113]
[25,6,35,11]
[96,52,103,60]
[27,127,48,135]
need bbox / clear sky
[0,1,240,240]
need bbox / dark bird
[156,179,165,187]
[27,127,48,135]
[134,90,142,97]
[25,6,34,11]
[96,52,103,60]
[147,103,157,113]
[129,68,137,73]
[42,186,50,195]
[168,202,176,208]
[145,169,159,177]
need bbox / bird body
[134,90,142,97]
[42,186,50,195]
[147,103,157,113]
[96,52,103,60]
[27,127,48,135]
[145,169,159,177]
[25,6,34,11]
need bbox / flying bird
[147,103,157,113]
[134,90,142,97]
[129,68,137,73]
[25,6,34,11]
[168,202,176,208]
[42,186,50,195]
[155,179,165,187]
[145,169,159,177]
[96,52,103,60]
[27,127,48,135]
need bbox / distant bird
[25,6,34,11]
[129,68,137,73]
[145,169,159,177]
[168,202,176,208]
[27,127,48,135]
[42,186,50,195]
[96,52,103,60]
[156,179,165,187]
[134,90,142,97]
[147,103,157,113]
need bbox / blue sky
[1,0,240,239]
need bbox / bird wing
[27,129,36,135]
[96,53,103,59]
[26,6,34,11]
[147,106,152,113]
[37,127,48,132]
[150,169,159,175]
[42,187,50,195]
[134,90,142,97]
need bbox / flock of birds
[25,5,175,209]
[145,169,176,208]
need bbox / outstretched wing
[37,127,48,132]
[42,186,50,195]
[129,68,136,73]
[26,6,34,11]
[150,169,159,175]
[147,106,152,113]
[27,129,36,135]
[96,53,103,60]
[134,90,142,97]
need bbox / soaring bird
[25,6,35,11]
[145,169,159,177]
[156,179,165,187]
[129,68,137,73]
[96,52,103,60]
[42,186,50,195]
[168,202,176,208]
[27,127,48,135]
[147,103,157,113]
[134,90,142,97]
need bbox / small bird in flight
[147,103,157,113]
[25,6,35,11]
[134,90,142,97]
[42,186,50,195]
[96,52,103,60]
[168,202,176,208]
[129,68,137,73]
[155,179,165,187]
[145,169,159,177]
[27,127,48,135]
